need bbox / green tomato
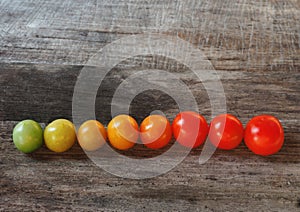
[12,120,43,153]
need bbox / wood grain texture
[0,0,299,211]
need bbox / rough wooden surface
[0,0,299,211]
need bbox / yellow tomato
[44,119,76,153]
[77,120,107,151]
[107,115,139,150]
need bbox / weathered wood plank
[0,61,299,210]
[0,62,299,127]
[0,0,299,211]
[1,121,300,211]
[0,0,299,70]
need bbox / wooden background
[0,0,299,211]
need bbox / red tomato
[208,114,244,150]
[244,115,284,156]
[140,115,172,149]
[172,111,209,148]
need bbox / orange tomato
[140,115,172,149]
[77,120,107,151]
[107,115,139,150]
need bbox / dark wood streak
[0,0,299,211]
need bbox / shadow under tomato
[28,142,88,161]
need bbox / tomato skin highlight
[77,120,107,151]
[44,119,76,153]
[140,115,172,149]
[12,120,43,153]
[244,115,284,156]
[107,115,139,150]
[208,114,244,150]
[172,111,209,148]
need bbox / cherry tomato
[107,115,139,150]
[208,114,244,150]
[244,115,284,156]
[140,115,172,149]
[12,120,43,153]
[172,111,209,148]
[44,119,76,153]
[77,120,107,151]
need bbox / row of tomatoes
[12,112,284,156]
